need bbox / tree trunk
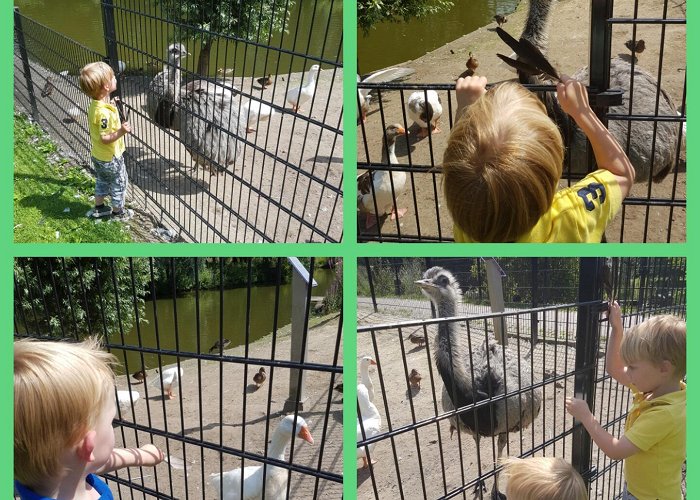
[197,39,212,76]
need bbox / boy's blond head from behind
[501,456,587,500]
[14,338,117,489]
[442,81,564,242]
[621,314,686,378]
[79,61,114,99]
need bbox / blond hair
[501,457,587,500]
[621,314,686,378]
[79,61,114,99]
[14,337,117,489]
[442,82,564,242]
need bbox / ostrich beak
[414,279,436,289]
[298,426,314,444]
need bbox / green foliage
[319,260,342,315]
[358,0,453,34]
[358,258,428,300]
[14,114,133,243]
[156,0,293,73]
[14,258,150,339]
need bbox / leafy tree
[155,0,293,75]
[358,0,453,34]
[14,258,150,339]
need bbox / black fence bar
[14,257,343,499]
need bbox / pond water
[358,0,519,72]
[14,0,343,76]
[111,267,336,375]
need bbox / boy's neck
[97,91,111,104]
[37,459,99,500]
[649,378,683,400]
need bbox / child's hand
[140,444,165,465]
[607,300,622,331]
[121,121,132,135]
[455,76,487,115]
[565,397,592,421]
[556,75,593,121]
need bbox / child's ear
[76,430,97,462]
[659,360,674,374]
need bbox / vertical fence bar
[100,0,122,100]
[14,8,39,118]
[365,257,378,313]
[589,0,613,120]
[572,257,604,488]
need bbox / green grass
[14,113,133,243]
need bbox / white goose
[286,64,322,113]
[356,384,382,469]
[241,98,276,133]
[151,366,183,400]
[208,415,314,500]
[357,355,377,403]
[116,390,140,412]
[407,90,443,139]
[357,124,408,228]
[357,66,415,123]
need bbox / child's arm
[556,76,635,197]
[565,397,640,460]
[605,301,632,387]
[96,444,164,474]
[100,121,131,145]
[455,76,488,121]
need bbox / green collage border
[1,0,694,498]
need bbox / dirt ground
[357,0,686,243]
[108,312,343,499]
[357,302,634,500]
[14,60,343,243]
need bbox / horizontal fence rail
[14,0,343,243]
[356,257,685,499]
[14,257,344,499]
[356,0,685,242]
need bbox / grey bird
[416,266,542,497]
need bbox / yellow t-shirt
[453,169,622,243]
[624,383,686,500]
[87,99,125,162]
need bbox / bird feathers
[495,27,561,82]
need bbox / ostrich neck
[167,63,182,100]
[433,296,464,378]
[521,0,555,52]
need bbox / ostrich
[147,43,241,175]
[515,0,683,183]
[147,43,188,129]
[415,267,542,496]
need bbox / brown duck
[257,74,272,88]
[409,368,422,389]
[625,39,645,55]
[493,14,507,27]
[253,367,267,388]
[132,368,147,384]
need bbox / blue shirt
[15,474,113,499]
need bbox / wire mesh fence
[14,0,343,243]
[14,257,343,499]
[356,0,686,243]
[356,257,685,499]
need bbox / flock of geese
[357,0,685,230]
[114,350,330,500]
[358,266,543,497]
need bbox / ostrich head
[167,43,189,65]
[415,267,462,315]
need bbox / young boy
[565,302,686,500]
[14,338,164,500]
[442,75,635,242]
[498,456,587,500]
[78,61,132,220]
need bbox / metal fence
[14,0,343,243]
[357,0,686,242]
[14,257,343,499]
[356,257,685,499]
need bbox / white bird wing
[359,67,416,98]
[209,465,264,500]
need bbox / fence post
[14,8,39,119]
[589,0,613,119]
[364,258,378,313]
[571,258,604,488]
[484,258,506,345]
[100,0,122,98]
[284,258,317,412]
[530,257,539,345]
